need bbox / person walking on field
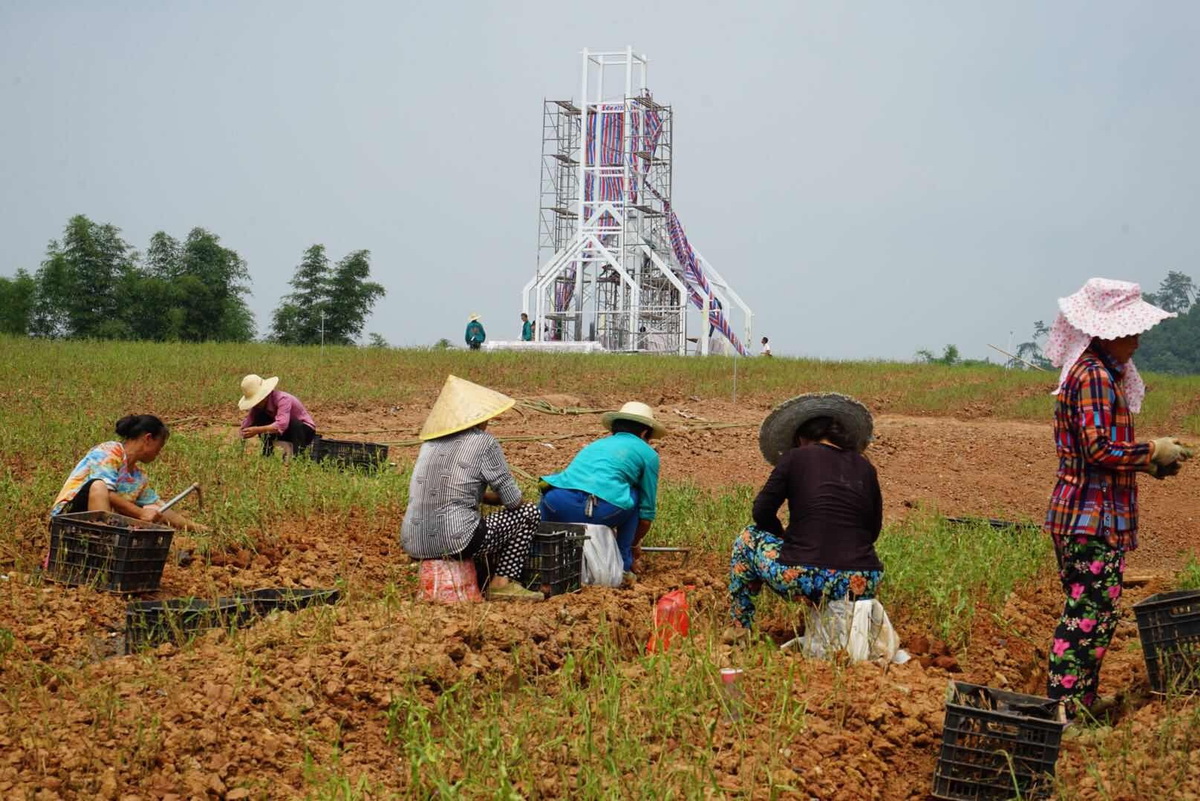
[1042,278,1190,719]
[465,314,486,350]
[238,374,317,459]
[520,313,534,342]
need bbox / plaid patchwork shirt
[1044,348,1152,551]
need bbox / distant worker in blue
[539,402,665,583]
[520,312,534,342]
[465,314,486,351]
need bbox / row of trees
[270,245,384,346]
[1014,271,1200,374]
[0,215,386,345]
[0,215,253,341]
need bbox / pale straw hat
[600,401,666,439]
[419,375,515,440]
[238,374,280,411]
[468,313,480,322]
[758,392,874,464]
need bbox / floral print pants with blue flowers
[1047,535,1125,713]
[728,526,884,628]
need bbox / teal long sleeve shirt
[541,432,659,520]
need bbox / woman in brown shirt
[729,393,885,629]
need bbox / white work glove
[1150,437,1185,466]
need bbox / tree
[916,344,961,366]
[270,245,330,345]
[28,216,136,339]
[367,332,389,348]
[0,269,36,335]
[1013,320,1052,370]
[324,250,385,345]
[1145,271,1196,314]
[271,246,385,345]
[145,232,182,281]
[175,228,255,342]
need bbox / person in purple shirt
[238,374,317,459]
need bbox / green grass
[1175,554,1200,591]
[6,335,1200,433]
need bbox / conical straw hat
[419,375,515,441]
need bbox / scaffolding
[523,47,752,355]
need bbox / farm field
[2,339,1200,799]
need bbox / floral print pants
[728,526,883,628]
[1047,535,1125,713]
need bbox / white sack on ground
[781,598,908,664]
[580,523,623,587]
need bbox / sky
[2,1,1199,360]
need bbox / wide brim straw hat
[238,374,279,411]
[758,392,874,464]
[419,375,515,440]
[600,401,666,439]
[468,313,480,322]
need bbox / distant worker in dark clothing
[238,374,317,459]
[465,314,486,350]
[521,313,534,342]
[728,393,883,629]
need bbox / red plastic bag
[418,559,483,604]
[646,588,691,653]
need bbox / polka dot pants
[474,502,540,580]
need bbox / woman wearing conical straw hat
[728,393,884,631]
[1042,278,1190,718]
[401,375,543,601]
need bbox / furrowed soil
[3,389,1200,799]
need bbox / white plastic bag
[782,598,906,664]
[580,524,623,587]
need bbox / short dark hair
[115,414,169,442]
[611,419,652,440]
[794,416,854,450]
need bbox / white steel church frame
[522,47,753,355]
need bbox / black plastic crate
[249,587,341,616]
[932,681,1067,801]
[1133,589,1200,694]
[522,522,586,597]
[311,436,389,471]
[126,596,259,650]
[47,511,174,593]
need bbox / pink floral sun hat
[1045,278,1174,412]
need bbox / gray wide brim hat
[758,392,874,464]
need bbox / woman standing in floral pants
[1042,279,1188,716]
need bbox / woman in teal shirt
[539,402,664,579]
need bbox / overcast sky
[2,1,1198,359]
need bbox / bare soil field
[3,390,1199,799]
